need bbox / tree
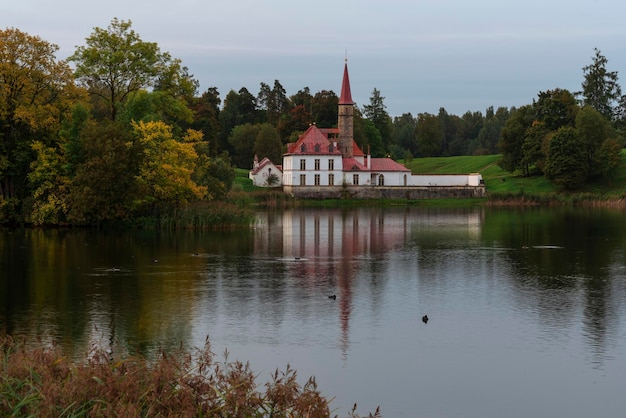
[580,48,622,120]
[544,127,588,189]
[311,90,338,127]
[68,121,135,223]
[190,87,221,156]
[70,18,189,121]
[254,123,283,164]
[534,88,578,131]
[219,88,258,153]
[363,88,392,151]
[257,80,290,126]
[228,123,261,168]
[0,27,83,220]
[414,113,442,157]
[362,119,385,157]
[131,120,206,208]
[575,105,619,179]
[498,105,534,172]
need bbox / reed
[0,335,381,418]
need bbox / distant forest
[1,19,625,225]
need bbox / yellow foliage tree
[131,120,206,207]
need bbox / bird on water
[422,315,429,324]
[329,294,336,300]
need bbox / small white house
[249,155,282,187]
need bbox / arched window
[378,175,385,186]
[403,174,407,186]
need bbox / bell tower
[338,60,354,158]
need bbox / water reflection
[2,207,626,417]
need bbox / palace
[250,62,485,199]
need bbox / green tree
[363,88,392,151]
[580,48,622,120]
[70,18,189,121]
[254,123,283,164]
[498,105,534,172]
[190,87,221,156]
[68,121,135,223]
[520,122,549,176]
[362,119,386,157]
[534,88,578,131]
[414,113,442,157]
[218,88,258,153]
[257,80,290,126]
[0,27,83,221]
[544,127,588,189]
[228,123,261,168]
[311,90,338,127]
[575,105,619,178]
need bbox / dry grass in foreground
[1,335,381,418]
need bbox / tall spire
[338,59,354,158]
[339,59,353,105]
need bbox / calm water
[1,207,626,417]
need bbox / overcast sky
[4,0,626,117]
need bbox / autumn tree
[131,120,206,209]
[70,18,193,121]
[0,27,83,221]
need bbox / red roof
[342,157,368,171]
[285,125,342,155]
[339,62,354,105]
[370,158,411,172]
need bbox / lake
[1,206,625,417]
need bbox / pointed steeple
[338,59,354,158]
[339,61,354,105]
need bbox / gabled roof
[370,158,411,172]
[250,157,282,175]
[342,157,369,171]
[285,125,342,155]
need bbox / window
[300,144,306,152]
[353,174,359,185]
[378,175,385,186]
[328,159,334,170]
[314,159,320,170]
[314,174,320,185]
[314,144,321,153]
[299,174,306,185]
[300,159,306,170]
[329,173,335,186]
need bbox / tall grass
[1,335,381,418]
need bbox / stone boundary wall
[282,185,486,199]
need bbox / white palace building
[250,62,485,199]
